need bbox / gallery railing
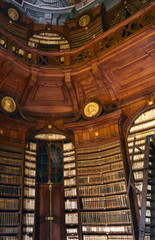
[0,3,154,67]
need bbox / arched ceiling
[4,0,121,25]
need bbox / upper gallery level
[0,0,154,118]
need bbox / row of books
[0,237,18,240]
[70,19,103,49]
[23,199,35,210]
[128,146,145,154]
[0,165,21,175]
[65,199,77,210]
[81,194,128,209]
[24,178,35,186]
[77,154,122,167]
[64,155,75,163]
[24,187,35,197]
[79,181,126,196]
[25,155,36,162]
[81,210,131,224]
[0,198,19,209]
[23,226,33,233]
[133,171,143,180]
[64,162,76,170]
[78,161,123,175]
[66,228,78,234]
[25,168,36,177]
[82,225,132,233]
[0,144,22,153]
[23,213,34,225]
[77,147,121,160]
[26,143,37,152]
[0,174,21,185]
[63,142,74,151]
[0,157,22,166]
[128,139,145,147]
[66,236,79,240]
[64,169,76,178]
[127,128,155,142]
[134,109,155,124]
[25,161,36,169]
[83,235,133,240]
[25,150,36,156]
[132,161,144,170]
[130,119,155,133]
[129,153,144,161]
[65,213,78,224]
[0,186,21,196]
[64,151,75,157]
[76,140,120,154]
[64,188,77,197]
[78,171,124,185]
[0,227,18,234]
[0,151,22,160]
[64,177,76,186]
[23,235,33,240]
[0,212,19,226]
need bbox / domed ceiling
[4,0,121,25]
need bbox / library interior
[0,0,155,240]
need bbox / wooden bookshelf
[127,108,155,239]
[22,142,37,240]
[63,141,80,240]
[76,140,133,239]
[0,143,23,240]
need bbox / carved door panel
[36,183,65,240]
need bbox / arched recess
[126,105,155,240]
[22,131,78,240]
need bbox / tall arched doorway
[23,132,75,240]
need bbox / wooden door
[35,183,65,240]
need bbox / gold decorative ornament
[8,8,19,21]
[79,15,90,27]
[1,96,16,113]
[84,102,100,118]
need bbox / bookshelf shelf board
[0,209,19,212]
[0,195,20,198]
[64,186,77,189]
[64,167,76,170]
[65,224,79,226]
[23,209,35,212]
[65,196,77,199]
[0,183,21,186]
[0,233,18,236]
[81,223,131,226]
[64,176,76,179]
[65,209,78,212]
[0,225,19,227]
[82,232,132,235]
